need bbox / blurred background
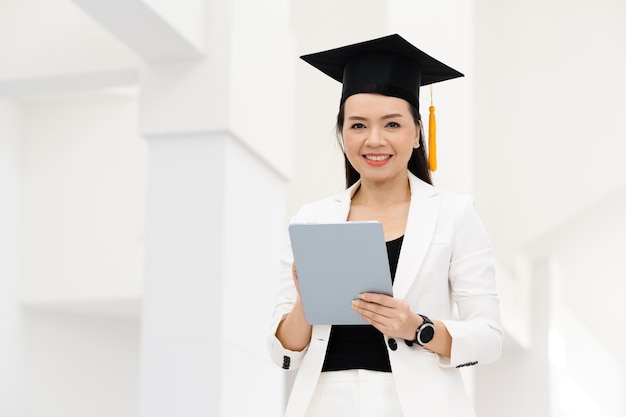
[0,0,624,416]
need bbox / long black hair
[335,102,432,188]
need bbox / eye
[350,123,366,129]
[386,121,400,128]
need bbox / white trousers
[304,369,404,417]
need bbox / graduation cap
[300,34,464,171]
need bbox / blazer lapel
[323,181,359,222]
[321,176,439,299]
[392,174,441,300]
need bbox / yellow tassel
[428,86,437,171]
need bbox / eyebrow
[346,113,404,121]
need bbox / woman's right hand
[275,261,312,351]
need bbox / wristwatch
[414,314,435,346]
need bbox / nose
[365,126,384,146]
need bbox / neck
[352,174,411,209]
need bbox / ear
[414,121,422,149]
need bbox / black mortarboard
[300,33,463,109]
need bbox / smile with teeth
[364,154,391,161]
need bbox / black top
[321,235,404,372]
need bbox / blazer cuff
[437,319,502,369]
[267,332,308,371]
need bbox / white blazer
[268,172,503,417]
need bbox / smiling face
[341,93,420,186]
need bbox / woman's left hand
[351,292,420,340]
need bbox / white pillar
[140,133,226,416]
[138,2,292,415]
[0,100,26,416]
[140,129,287,417]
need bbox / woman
[268,34,503,417]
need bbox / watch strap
[415,314,435,346]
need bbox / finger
[359,292,396,307]
[356,308,391,330]
[353,309,404,338]
[352,300,395,324]
[353,299,395,319]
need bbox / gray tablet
[288,221,393,325]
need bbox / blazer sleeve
[438,195,504,369]
[266,205,314,371]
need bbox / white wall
[473,0,626,415]
[550,300,625,416]
[474,0,626,263]
[20,92,146,307]
[15,91,146,416]
[527,186,626,365]
[0,100,26,416]
[23,310,140,417]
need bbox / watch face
[418,324,435,345]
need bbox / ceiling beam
[71,0,205,62]
[0,69,137,99]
